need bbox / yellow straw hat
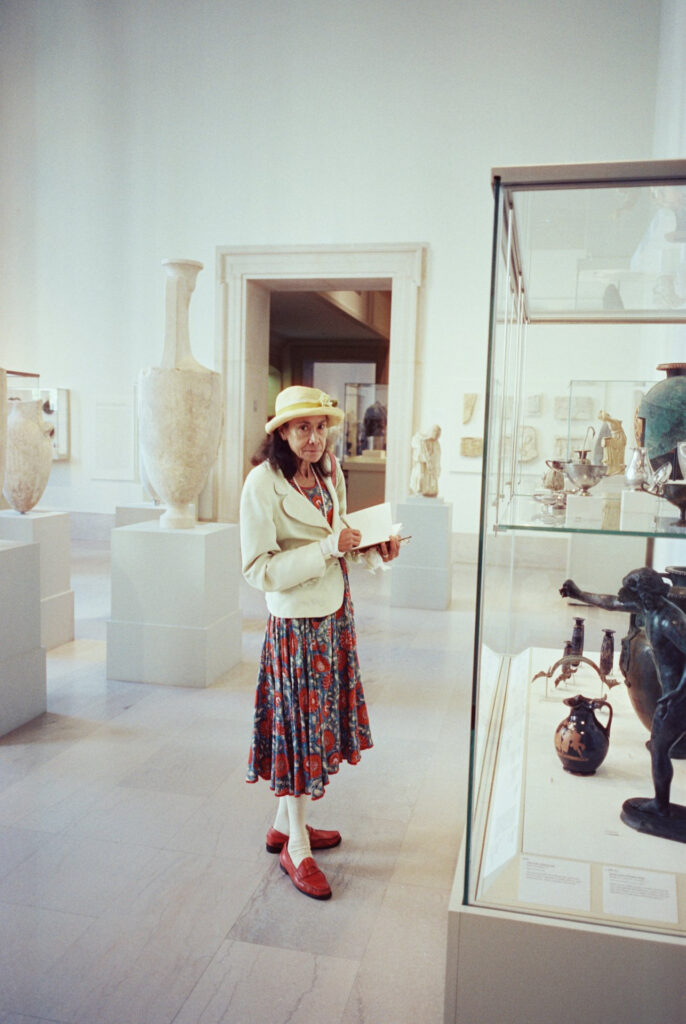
[265,386,344,434]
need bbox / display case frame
[447,160,686,1024]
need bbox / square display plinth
[107,521,241,687]
[0,509,74,649]
[565,492,604,528]
[620,488,660,531]
[391,497,452,610]
[0,540,47,736]
[114,503,165,528]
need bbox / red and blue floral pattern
[246,477,373,799]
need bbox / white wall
[0,0,663,528]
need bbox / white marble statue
[410,424,442,497]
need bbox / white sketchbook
[344,502,394,549]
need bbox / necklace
[291,468,326,511]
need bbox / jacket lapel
[276,472,334,533]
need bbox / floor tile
[0,833,162,916]
[174,940,359,1024]
[0,827,49,883]
[340,883,450,1024]
[0,902,93,1012]
[18,851,265,1024]
[0,539,472,1024]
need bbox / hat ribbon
[278,393,337,417]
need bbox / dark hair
[252,429,332,479]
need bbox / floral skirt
[246,563,372,799]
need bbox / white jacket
[239,458,348,618]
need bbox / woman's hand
[376,534,401,563]
[338,528,362,552]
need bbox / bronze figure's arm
[559,578,637,613]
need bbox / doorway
[213,244,425,522]
[269,289,390,512]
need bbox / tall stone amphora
[137,259,222,529]
[3,399,53,513]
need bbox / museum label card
[482,652,529,879]
[602,866,678,923]
[519,855,591,911]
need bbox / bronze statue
[560,568,686,842]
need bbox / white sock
[285,795,312,868]
[273,797,290,835]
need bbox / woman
[240,385,399,900]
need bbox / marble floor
[0,539,478,1024]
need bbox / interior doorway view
[269,290,390,512]
[214,244,425,523]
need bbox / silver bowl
[563,461,608,496]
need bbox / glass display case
[447,161,686,1024]
[343,382,388,457]
[340,383,388,512]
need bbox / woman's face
[279,415,329,466]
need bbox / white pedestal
[620,488,660,532]
[390,497,452,610]
[0,509,74,650]
[114,503,165,527]
[0,540,47,736]
[107,521,242,687]
[343,455,386,513]
[446,843,686,1024]
[565,492,605,528]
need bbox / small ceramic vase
[554,695,613,775]
[3,399,53,513]
[599,629,615,678]
[569,616,585,667]
[542,459,565,491]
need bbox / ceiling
[270,291,389,342]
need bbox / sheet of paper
[519,855,591,911]
[344,502,393,548]
[602,866,678,923]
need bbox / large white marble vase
[137,259,222,529]
[3,398,53,513]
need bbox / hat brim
[265,405,345,434]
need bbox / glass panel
[343,382,388,457]
[465,161,686,936]
[511,182,686,321]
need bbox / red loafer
[266,824,342,854]
[279,843,332,900]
